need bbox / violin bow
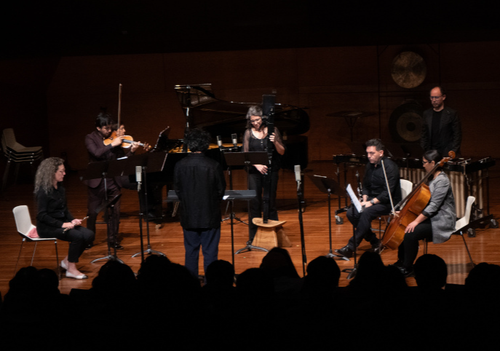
[117,83,122,128]
[381,158,397,216]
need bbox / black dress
[243,128,284,241]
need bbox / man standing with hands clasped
[174,128,226,279]
[421,86,462,157]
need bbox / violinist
[84,112,140,249]
[336,139,401,258]
[395,150,456,276]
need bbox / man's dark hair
[186,128,211,152]
[431,86,446,96]
[365,138,385,152]
[95,112,112,128]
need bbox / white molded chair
[400,179,413,199]
[375,179,413,234]
[424,196,475,265]
[13,205,60,278]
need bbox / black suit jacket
[420,106,462,157]
[84,130,128,188]
[174,153,226,229]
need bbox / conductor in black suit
[421,86,462,157]
[174,128,226,278]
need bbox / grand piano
[173,83,310,170]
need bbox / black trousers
[346,203,390,250]
[183,227,221,278]
[398,218,433,269]
[40,226,95,263]
[247,170,279,241]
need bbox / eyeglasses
[422,160,430,164]
[250,118,262,124]
[430,96,443,100]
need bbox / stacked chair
[1,128,43,193]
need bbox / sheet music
[347,184,363,213]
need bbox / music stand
[223,190,256,269]
[221,149,247,225]
[341,184,363,279]
[127,152,169,262]
[309,175,349,261]
[225,152,270,254]
[91,194,123,264]
[82,161,123,263]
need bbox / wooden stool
[252,218,291,250]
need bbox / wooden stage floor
[1,160,499,297]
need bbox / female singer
[396,150,456,276]
[35,157,94,279]
[242,105,285,241]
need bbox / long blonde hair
[34,157,64,195]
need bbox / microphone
[136,166,142,192]
[231,133,238,147]
[294,164,301,191]
[217,135,222,148]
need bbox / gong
[389,102,424,143]
[391,51,427,89]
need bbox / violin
[103,132,150,150]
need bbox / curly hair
[186,128,211,152]
[34,157,65,195]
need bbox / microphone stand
[309,175,349,261]
[295,166,307,276]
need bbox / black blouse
[36,184,74,236]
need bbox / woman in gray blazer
[395,150,456,276]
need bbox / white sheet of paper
[346,184,363,213]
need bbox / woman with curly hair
[35,157,94,279]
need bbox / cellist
[394,150,456,276]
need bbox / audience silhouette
[1,249,499,350]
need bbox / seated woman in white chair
[395,149,456,277]
[35,157,94,279]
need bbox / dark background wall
[1,41,499,172]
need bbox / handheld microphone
[231,133,238,147]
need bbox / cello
[380,151,455,250]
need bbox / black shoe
[112,242,124,250]
[335,246,353,258]
[85,242,94,250]
[391,260,404,269]
[368,238,381,252]
[396,265,414,277]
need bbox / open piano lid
[174,83,310,141]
